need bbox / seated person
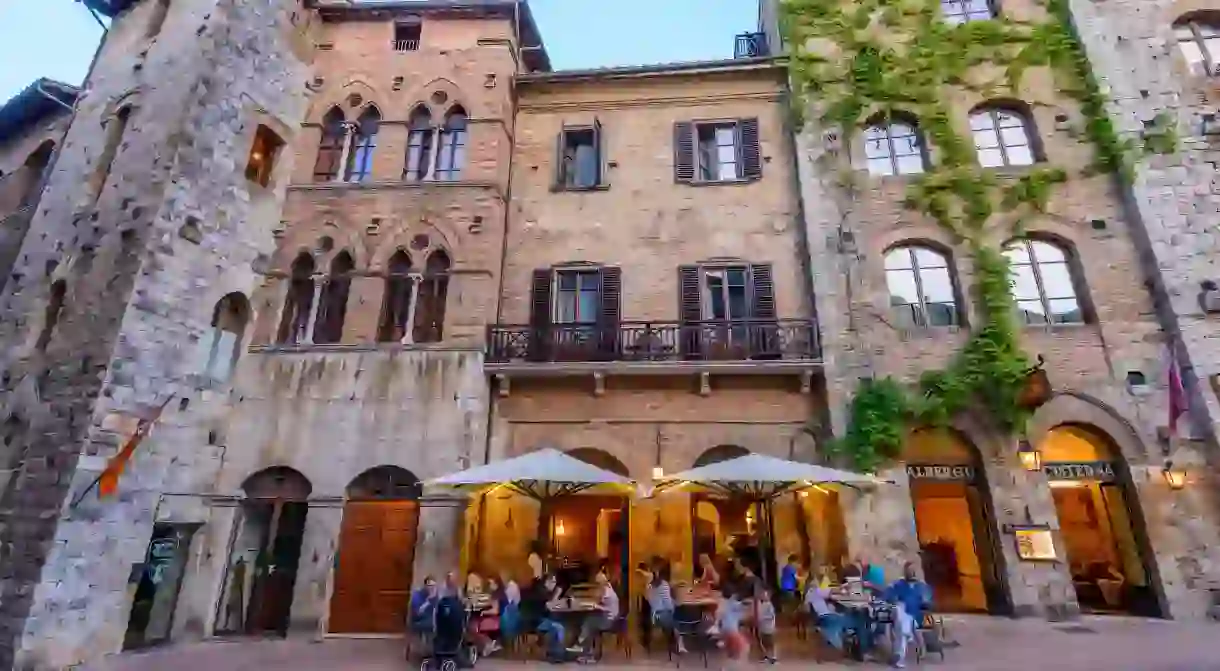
[468,577,502,656]
[523,573,568,659]
[804,571,846,650]
[570,571,620,656]
[884,562,931,669]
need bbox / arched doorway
[904,429,1009,614]
[548,449,631,589]
[1041,424,1160,616]
[329,466,422,633]
[216,467,312,636]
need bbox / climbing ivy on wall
[779,0,1173,471]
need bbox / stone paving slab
[82,616,1220,671]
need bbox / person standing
[779,554,801,614]
[756,588,779,664]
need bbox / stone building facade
[0,0,1218,667]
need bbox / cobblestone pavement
[84,615,1220,671]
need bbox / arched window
[970,105,1037,167]
[1174,15,1220,77]
[378,250,415,343]
[863,115,926,176]
[36,280,66,351]
[314,251,354,344]
[434,106,467,181]
[884,245,959,327]
[201,292,250,383]
[277,253,316,344]
[313,107,347,182]
[404,106,434,181]
[344,107,380,182]
[941,0,995,24]
[1004,238,1084,325]
[413,250,450,343]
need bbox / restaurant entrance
[1041,425,1160,616]
[904,429,1010,614]
[549,449,632,589]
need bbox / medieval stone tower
[0,0,313,666]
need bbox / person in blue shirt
[409,575,439,638]
[779,554,801,614]
[884,562,932,668]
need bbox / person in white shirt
[805,571,846,650]
[570,571,619,655]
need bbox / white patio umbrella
[656,452,886,499]
[425,447,635,499]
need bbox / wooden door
[329,501,419,633]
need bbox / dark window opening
[394,21,421,51]
[36,280,66,351]
[404,106,433,181]
[558,123,602,189]
[413,251,450,343]
[203,292,250,383]
[434,107,467,182]
[277,253,316,344]
[245,125,284,187]
[91,105,132,203]
[378,250,415,343]
[313,107,346,182]
[314,252,354,344]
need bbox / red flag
[1168,347,1186,438]
[98,399,171,498]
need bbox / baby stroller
[420,596,479,671]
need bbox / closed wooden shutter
[740,117,762,180]
[598,266,621,359]
[673,122,695,183]
[678,265,703,358]
[750,263,775,319]
[529,268,552,361]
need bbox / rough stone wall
[787,0,1220,619]
[0,0,313,666]
[1064,0,1220,616]
[0,112,73,296]
[173,349,486,636]
[504,65,805,324]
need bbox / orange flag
[98,398,172,499]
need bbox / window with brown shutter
[556,118,606,190]
[528,268,553,361]
[597,266,622,358]
[675,118,763,184]
[679,262,777,358]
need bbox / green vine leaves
[778,0,1163,471]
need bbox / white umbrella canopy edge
[424,447,636,499]
[655,452,890,499]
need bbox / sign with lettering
[1044,461,1116,482]
[905,464,976,481]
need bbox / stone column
[840,464,919,579]
[303,279,323,344]
[416,500,465,585]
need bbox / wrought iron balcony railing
[487,319,820,365]
[393,39,420,52]
[734,32,769,59]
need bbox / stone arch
[567,447,630,478]
[410,77,470,119]
[346,465,421,500]
[242,466,312,500]
[1166,0,1220,27]
[1028,392,1150,466]
[370,222,458,273]
[693,444,750,468]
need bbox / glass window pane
[864,125,888,142]
[1038,262,1076,299]
[718,144,737,164]
[718,161,738,181]
[973,128,1000,149]
[1048,298,1083,324]
[578,272,599,290]
[1204,36,1220,65]
[1003,242,1031,264]
[1030,240,1066,263]
[716,127,736,145]
[557,290,577,323]
[921,267,956,303]
[1006,145,1034,165]
[559,273,577,291]
[577,290,599,323]
[1011,264,1041,301]
[210,331,239,382]
[884,249,914,270]
[728,284,748,319]
[969,113,995,131]
[896,154,925,174]
[926,301,958,327]
[868,157,896,176]
[1199,23,1220,37]
[1017,299,1047,324]
[890,122,915,138]
[996,111,1022,127]
[865,136,892,159]
[966,0,991,13]
[977,148,1005,167]
[1174,25,1196,39]
[893,133,921,156]
[913,247,946,269]
[1000,125,1030,147]
[885,269,920,305]
[1179,42,1207,73]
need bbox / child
[756,589,778,663]
[715,585,749,667]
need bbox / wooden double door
[328,500,420,634]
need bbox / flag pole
[69,395,174,508]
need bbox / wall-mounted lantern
[1018,439,1042,472]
